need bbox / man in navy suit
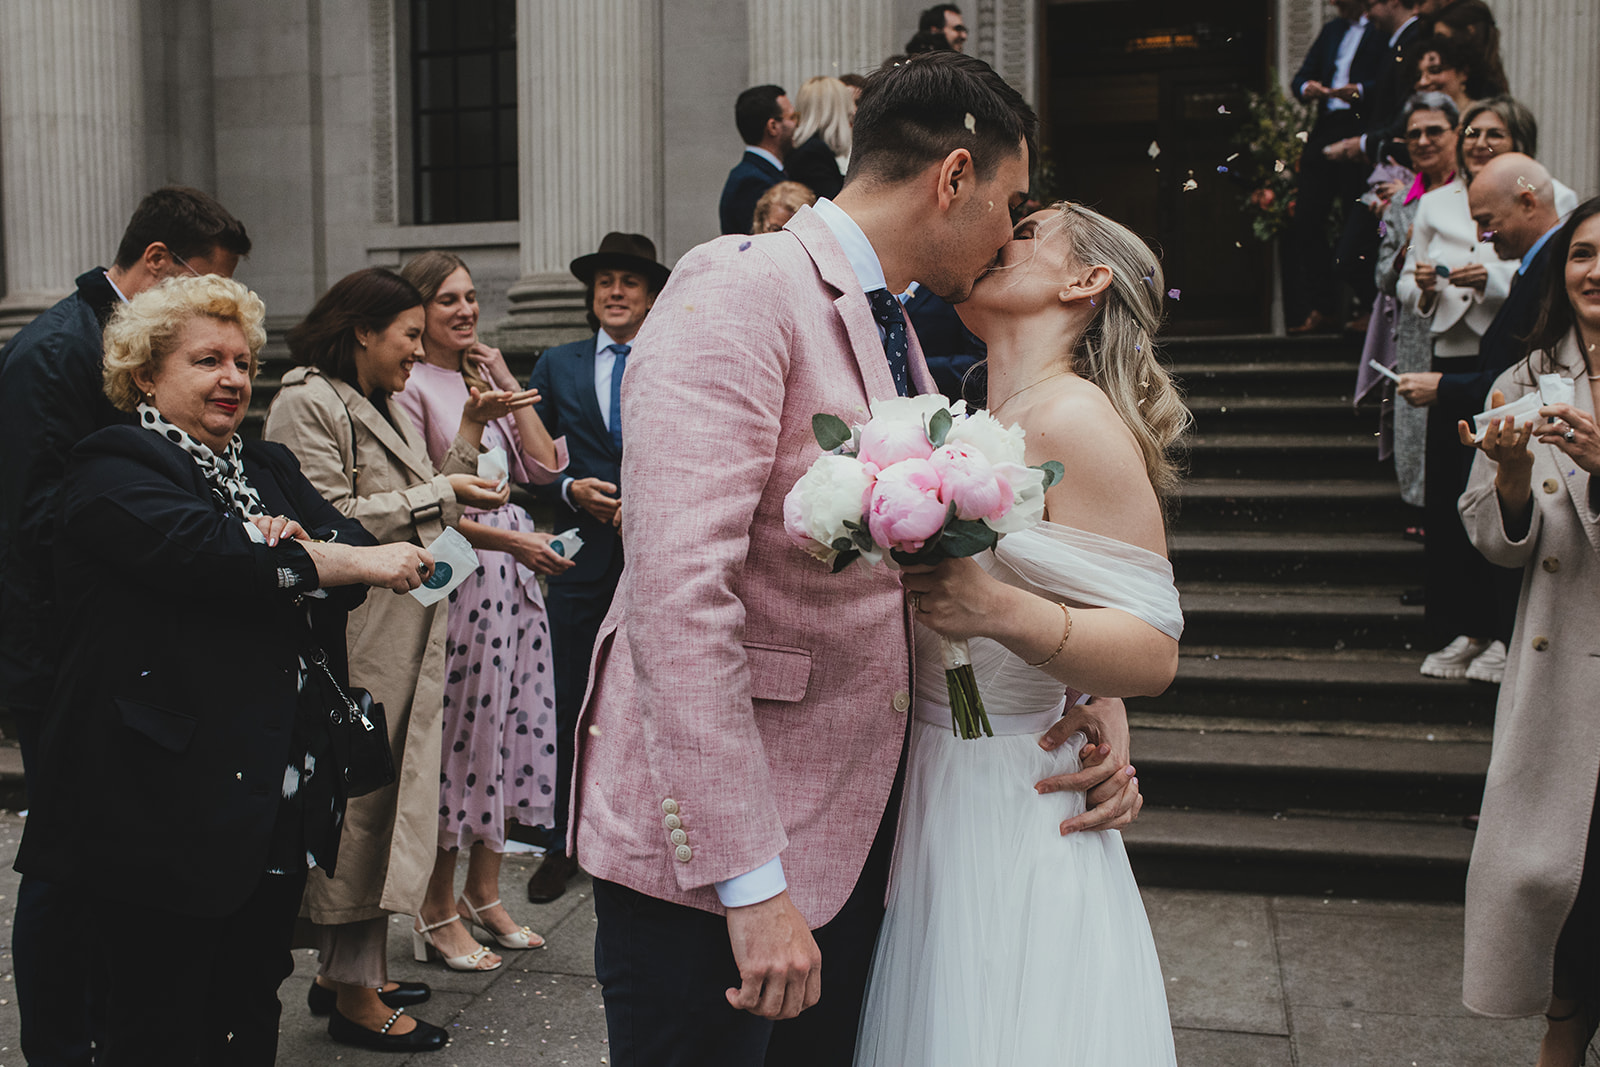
[1284,0,1387,334]
[523,232,669,902]
[719,84,797,235]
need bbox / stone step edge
[1128,727,1487,777]
[1121,807,1473,865]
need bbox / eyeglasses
[166,247,203,278]
[1404,125,1451,142]
[1463,126,1510,143]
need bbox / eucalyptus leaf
[927,408,953,448]
[831,537,853,552]
[1036,460,1065,489]
[939,518,999,558]
[812,413,853,452]
[850,528,874,552]
[830,548,861,573]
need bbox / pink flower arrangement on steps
[783,395,1064,739]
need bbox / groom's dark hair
[846,51,1036,185]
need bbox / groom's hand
[1036,696,1144,834]
[725,890,822,1019]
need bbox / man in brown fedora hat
[521,231,668,903]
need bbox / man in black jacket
[0,185,249,1067]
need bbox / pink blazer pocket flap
[744,642,813,703]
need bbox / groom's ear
[934,149,974,212]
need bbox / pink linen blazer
[571,206,934,927]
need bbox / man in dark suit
[719,85,797,235]
[522,232,669,902]
[1397,154,1564,677]
[1283,0,1387,334]
[0,185,249,1067]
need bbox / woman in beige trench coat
[265,267,523,1052]
[1457,196,1600,1067]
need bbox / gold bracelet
[1026,602,1072,668]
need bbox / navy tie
[606,343,630,450]
[866,289,913,396]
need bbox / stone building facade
[1,0,1595,348]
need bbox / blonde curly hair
[102,274,267,412]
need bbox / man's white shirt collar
[745,146,783,172]
[1390,15,1417,47]
[104,271,130,303]
[808,197,888,294]
[595,327,620,352]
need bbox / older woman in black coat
[15,274,439,1065]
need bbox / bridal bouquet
[783,395,1063,739]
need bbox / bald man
[1396,152,1565,682]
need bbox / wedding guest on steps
[785,76,855,201]
[266,267,512,1053]
[1456,194,1600,1067]
[394,250,569,970]
[752,181,817,234]
[720,85,797,235]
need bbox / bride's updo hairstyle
[1052,201,1190,499]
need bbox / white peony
[782,454,875,563]
[946,407,1027,467]
[867,394,965,430]
[984,462,1048,533]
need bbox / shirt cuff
[560,476,576,508]
[714,856,787,908]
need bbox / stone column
[499,0,663,351]
[1498,0,1600,198]
[971,0,1038,105]
[747,0,895,91]
[0,0,144,339]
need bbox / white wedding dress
[855,522,1184,1067]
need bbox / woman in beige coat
[265,267,526,1052]
[1457,196,1600,1067]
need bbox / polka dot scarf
[137,402,267,517]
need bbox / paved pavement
[0,811,1576,1066]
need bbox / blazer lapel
[788,207,900,402]
[326,375,436,483]
[573,339,618,456]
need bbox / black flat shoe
[526,850,580,904]
[328,1006,448,1052]
[308,980,432,1016]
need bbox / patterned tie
[866,288,913,396]
[606,343,630,450]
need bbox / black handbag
[311,648,396,798]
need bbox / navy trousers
[544,551,623,847]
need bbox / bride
[856,202,1188,1065]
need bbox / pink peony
[928,443,1010,522]
[866,459,948,551]
[857,418,933,471]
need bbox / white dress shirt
[559,328,625,507]
[1326,15,1368,111]
[745,146,784,173]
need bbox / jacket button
[675,844,692,863]
[1544,479,1560,494]
[661,798,679,816]
[892,691,911,713]
[669,828,688,846]
[1543,556,1560,573]
[1533,635,1550,652]
[663,814,682,830]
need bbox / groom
[571,51,1140,1064]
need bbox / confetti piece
[1167,288,1181,300]
[1147,141,1161,159]
[964,112,977,133]
[738,241,751,251]
[1226,152,1240,162]
[1217,105,1230,115]
[1182,178,1198,191]
[1295,131,1309,143]
[1377,220,1388,237]
[588,724,603,737]
[1274,159,1287,174]
[1235,241,1242,247]
[1217,165,1230,174]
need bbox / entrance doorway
[1044,0,1273,334]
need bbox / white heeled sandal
[411,914,503,971]
[458,895,545,950]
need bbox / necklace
[990,371,1069,415]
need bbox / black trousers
[1283,110,1369,324]
[592,766,904,1066]
[1422,366,1521,647]
[95,866,307,1066]
[545,552,624,845]
[15,713,103,1067]
[1555,772,1600,1002]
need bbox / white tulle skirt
[854,711,1177,1067]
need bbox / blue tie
[866,289,913,396]
[607,343,630,450]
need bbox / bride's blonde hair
[1049,201,1190,499]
